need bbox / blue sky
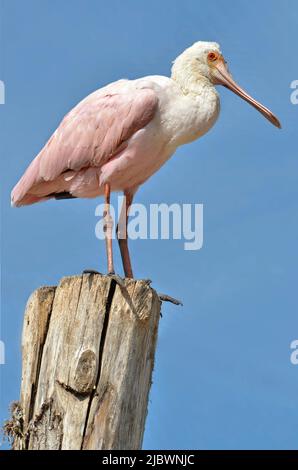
[1,0,297,449]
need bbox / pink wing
[11,80,158,206]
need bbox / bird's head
[172,41,281,128]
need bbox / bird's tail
[11,156,43,207]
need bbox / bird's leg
[117,191,134,278]
[103,183,115,275]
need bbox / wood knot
[74,350,97,394]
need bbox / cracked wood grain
[13,274,160,450]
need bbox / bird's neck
[171,66,216,98]
[165,71,220,148]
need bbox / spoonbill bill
[11,41,281,278]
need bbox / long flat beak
[211,58,281,129]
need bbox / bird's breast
[160,86,220,148]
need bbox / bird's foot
[82,269,102,275]
[107,272,126,289]
[83,269,128,293]
[82,269,127,290]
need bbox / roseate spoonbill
[11,41,281,278]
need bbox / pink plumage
[11,80,158,207]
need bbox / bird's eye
[207,52,218,62]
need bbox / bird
[11,41,281,278]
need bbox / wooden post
[12,273,161,450]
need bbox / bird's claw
[82,270,127,290]
[82,269,102,275]
[108,272,126,289]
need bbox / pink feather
[11,80,158,206]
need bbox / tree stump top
[13,274,161,450]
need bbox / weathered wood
[13,274,161,450]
